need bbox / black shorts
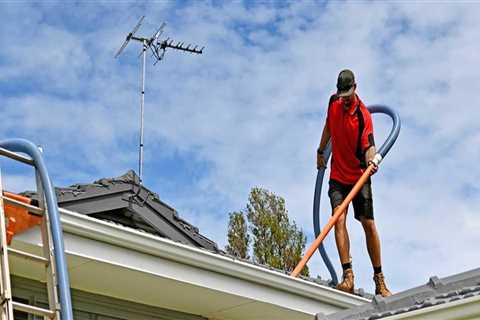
[328,179,374,221]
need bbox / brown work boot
[374,272,392,297]
[336,268,354,294]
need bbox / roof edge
[59,207,369,308]
[377,294,480,319]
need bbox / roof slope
[35,170,218,251]
[317,268,480,320]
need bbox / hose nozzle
[372,153,383,166]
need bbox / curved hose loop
[0,139,73,320]
[313,142,337,284]
[367,105,401,158]
[313,105,401,285]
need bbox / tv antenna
[115,16,204,185]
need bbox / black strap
[355,104,366,168]
[328,94,338,110]
[326,95,338,166]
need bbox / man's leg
[360,217,381,268]
[329,181,355,293]
[360,217,391,297]
[334,206,354,293]
[335,206,351,265]
[355,182,392,297]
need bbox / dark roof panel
[53,170,218,252]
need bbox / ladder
[0,139,73,320]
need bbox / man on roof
[317,69,392,297]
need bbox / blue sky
[1,1,480,296]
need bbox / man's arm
[317,124,330,168]
[361,109,377,174]
[318,124,330,153]
[365,145,376,163]
[365,145,378,174]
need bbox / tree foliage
[225,211,250,259]
[226,187,309,276]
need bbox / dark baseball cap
[336,69,355,97]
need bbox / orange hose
[3,191,30,203]
[291,164,374,277]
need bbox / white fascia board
[382,295,480,320]
[59,208,369,309]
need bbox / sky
[1,1,480,296]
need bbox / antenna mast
[115,16,204,185]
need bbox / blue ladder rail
[0,138,73,320]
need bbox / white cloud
[1,1,480,295]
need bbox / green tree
[225,211,250,259]
[225,187,309,276]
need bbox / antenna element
[115,16,204,185]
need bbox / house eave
[59,207,368,308]
[11,207,369,320]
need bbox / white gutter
[59,208,369,308]
[383,294,480,320]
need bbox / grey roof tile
[320,267,480,320]
[24,170,218,252]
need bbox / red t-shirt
[326,94,375,185]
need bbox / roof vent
[372,295,387,311]
[428,276,445,289]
